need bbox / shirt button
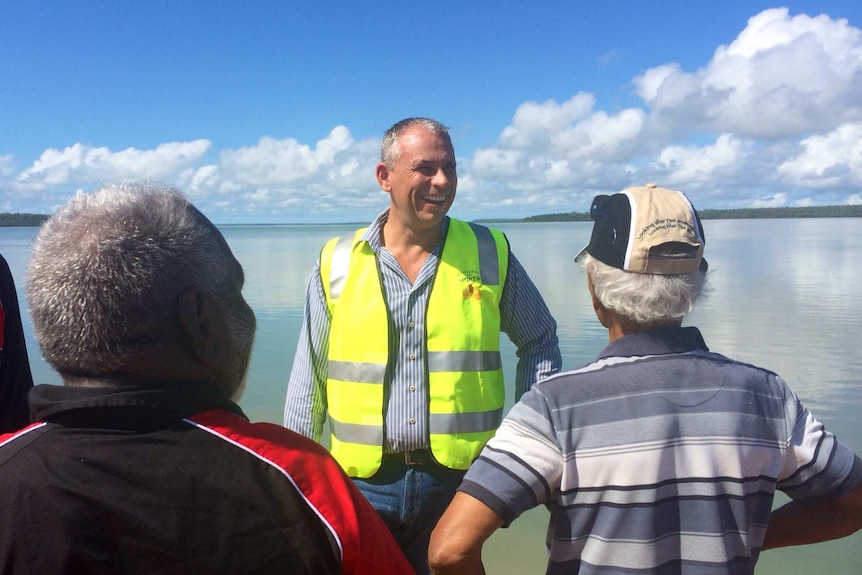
[409,321,415,328]
[409,418,416,425]
[409,385,416,392]
[409,353,415,360]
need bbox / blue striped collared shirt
[283,210,561,453]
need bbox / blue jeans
[353,456,466,575]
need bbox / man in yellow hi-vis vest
[284,117,561,574]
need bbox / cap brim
[574,244,589,263]
[576,246,709,273]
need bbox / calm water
[2,218,860,573]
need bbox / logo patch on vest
[460,271,482,301]
[462,283,481,300]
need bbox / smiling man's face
[377,125,457,233]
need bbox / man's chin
[416,205,450,225]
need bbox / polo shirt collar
[597,326,709,361]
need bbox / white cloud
[15,140,211,191]
[650,134,754,187]
[489,95,646,163]
[217,127,377,192]
[6,8,862,220]
[185,164,220,192]
[498,94,596,150]
[218,128,352,187]
[751,193,788,208]
[777,122,862,188]
[468,94,647,203]
[634,8,862,139]
[465,8,862,214]
[470,148,526,178]
[208,127,382,217]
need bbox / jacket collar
[28,381,246,429]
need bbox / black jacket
[0,382,411,575]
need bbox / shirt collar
[361,209,450,252]
[596,326,709,361]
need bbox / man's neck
[381,217,442,253]
[380,216,444,284]
[606,315,682,343]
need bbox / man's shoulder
[188,409,334,462]
[446,219,508,254]
[533,345,778,399]
[0,423,50,465]
[323,226,366,244]
[449,217,499,233]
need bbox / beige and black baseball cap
[576,184,707,274]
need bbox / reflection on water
[3,218,860,573]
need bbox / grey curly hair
[581,253,707,325]
[27,182,242,377]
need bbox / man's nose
[431,168,450,187]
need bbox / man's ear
[375,162,392,192]
[178,289,225,365]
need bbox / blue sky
[2,1,860,224]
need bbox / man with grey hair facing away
[0,183,412,575]
[429,184,862,574]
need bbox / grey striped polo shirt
[459,327,862,574]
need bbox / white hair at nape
[26,182,234,378]
[580,253,708,326]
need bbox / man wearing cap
[428,184,862,574]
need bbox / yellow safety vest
[321,219,509,478]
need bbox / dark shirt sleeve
[0,253,34,433]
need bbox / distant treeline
[0,213,50,227]
[478,204,862,223]
[5,205,861,227]
[698,205,862,219]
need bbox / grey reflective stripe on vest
[329,234,355,301]
[430,407,504,434]
[330,418,384,446]
[427,350,502,372]
[467,222,500,285]
[328,360,387,383]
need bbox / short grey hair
[381,117,450,168]
[27,182,237,377]
[581,253,707,326]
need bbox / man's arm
[430,389,562,573]
[762,383,862,551]
[428,492,506,575]
[499,252,562,399]
[283,263,330,441]
[0,253,34,434]
[762,478,862,550]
